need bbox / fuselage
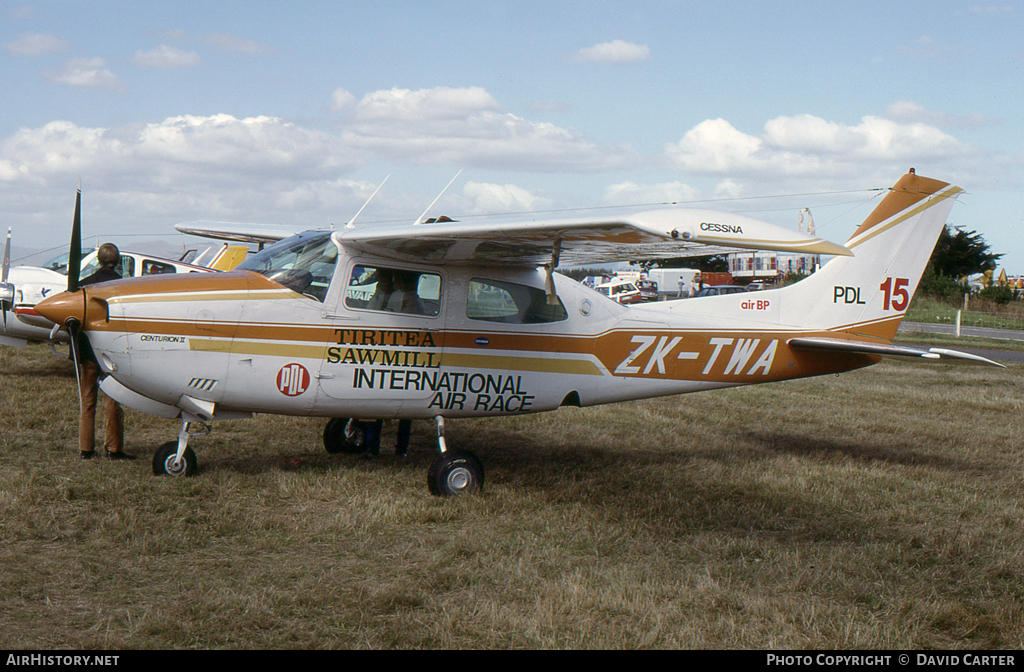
[35,233,875,422]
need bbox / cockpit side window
[466,278,567,324]
[80,254,134,279]
[345,265,442,317]
[235,231,339,302]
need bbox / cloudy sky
[2,1,1023,269]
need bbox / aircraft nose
[35,290,86,328]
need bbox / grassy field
[1,343,1022,649]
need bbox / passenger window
[345,265,441,317]
[142,259,175,275]
[466,278,567,324]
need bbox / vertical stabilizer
[779,170,962,339]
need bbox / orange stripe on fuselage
[81,270,882,384]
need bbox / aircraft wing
[788,337,1006,367]
[337,209,852,267]
[175,221,302,245]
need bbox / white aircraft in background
[1,194,248,349]
[35,170,1001,496]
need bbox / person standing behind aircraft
[77,243,130,460]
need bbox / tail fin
[780,170,962,339]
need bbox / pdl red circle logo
[276,363,310,396]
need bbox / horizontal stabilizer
[787,337,1006,368]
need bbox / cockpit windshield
[235,231,338,302]
[41,249,96,275]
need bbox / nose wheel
[152,420,204,477]
[153,441,198,477]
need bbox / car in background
[745,280,772,291]
[636,280,659,301]
[693,285,748,298]
[595,278,644,304]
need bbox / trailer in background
[645,268,702,298]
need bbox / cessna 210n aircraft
[34,170,1000,496]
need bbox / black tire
[323,418,365,454]
[152,441,198,477]
[427,450,484,497]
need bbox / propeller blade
[68,189,82,293]
[66,316,84,416]
[1,228,11,330]
[2,227,9,283]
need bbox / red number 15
[879,277,909,311]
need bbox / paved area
[899,321,1024,363]
[899,321,1024,342]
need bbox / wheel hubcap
[165,455,186,476]
[446,467,472,492]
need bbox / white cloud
[43,58,126,92]
[461,181,550,213]
[662,114,985,186]
[3,32,69,56]
[132,45,202,69]
[345,86,639,172]
[884,100,996,129]
[329,88,356,111]
[570,40,650,64]
[0,115,367,244]
[603,181,699,206]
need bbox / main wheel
[427,450,484,497]
[153,441,198,477]
[323,418,366,454]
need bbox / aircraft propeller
[1,228,14,331]
[64,189,85,414]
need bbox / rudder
[779,170,963,339]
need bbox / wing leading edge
[337,209,852,267]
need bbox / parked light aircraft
[0,194,248,349]
[34,170,1001,496]
[2,245,216,348]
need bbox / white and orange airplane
[34,170,1000,496]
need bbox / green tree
[928,224,1001,279]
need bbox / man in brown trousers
[77,243,131,460]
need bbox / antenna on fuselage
[414,170,462,225]
[346,175,390,230]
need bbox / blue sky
[3,1,1023,270]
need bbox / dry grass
[1,343,1022,649]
